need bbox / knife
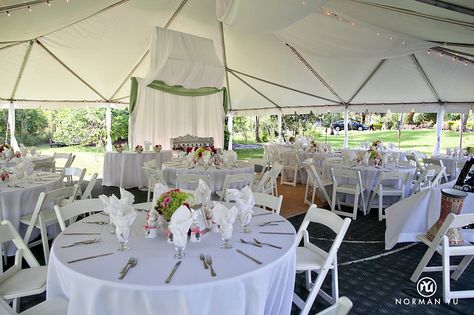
[165,261,182,284]
[67,252,114,264]
[236,249,262,265]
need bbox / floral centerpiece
[465,146,474,155]
[368,147,382,162]
[0,144,11,153]
[0,169,9,181]
[153,144,162,152]
[14,151,21,158]
[155,189,194,221]
[372,140,382,148]
[134,145,144,153]
[114,143,125,153]
[288,136,295,144]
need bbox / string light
[6,10,10,16]
[1,1,70,16]
[47,1,51,6]
[28,6,31,12]
[427,49,431,54]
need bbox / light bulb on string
[465,61,468,66]
[6,10,10,16]
[47,1,51,6]
[427,49,431,54]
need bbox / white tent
[0,0,473,145]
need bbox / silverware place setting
[240,238,262,247]
[253,238,282,249]
[258,220,285,227]
[205,255,216,277]
[61,238,101,248]
[235,249,262,265]
[165,261,182,284]
[118,257,138,280]
[67,252,114,264]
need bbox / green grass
[34,130,472,177]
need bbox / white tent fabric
[145,27,225,88]
[0,0,472,115]
[130,79,225,150]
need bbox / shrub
[372,123,383,130]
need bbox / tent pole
[105,104,112,152]
[459,113,464,150]
[227,113,233,150]
[343,107,349,148]
[8,102,19,151]
[433,106,445,155]
[277,112,282,143]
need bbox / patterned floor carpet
[12,181,474,314]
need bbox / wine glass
[172,232,187,259]
[16,169,24,184]
[239,212,251,234]
[116,226,130,251]
[219,224,233,249]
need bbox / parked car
[332,120,368,131]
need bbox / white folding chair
[176,174,211,194]
[62,167,86,198]
[32,158,55,173]
[142,167,168,202]
[20,185,78,263]
[0,295,68,315]
[410,213,474,303]
[280,151,302,187]
[331,168,366,220]
[423,158,449,182]
[52,153,73,174]
[248,158,269,181]
[0,220,48,312]
[252,162,282,196]
[303,163,332,206]
[406,154,424,179]
[54,198,105,231]
[81,173,98,200]
[293,206,351,315]
[217,173,255,201]
[368,171,410,221]
[315,296,353,315]
[253,192,283,215]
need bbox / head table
[47,205,296,315]
[102,151,173,189]
[162,161,254,193]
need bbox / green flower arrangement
[368,148,382,160]
[155,189,194,221]
[465,146,474,155]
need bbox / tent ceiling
[0,0,472,114]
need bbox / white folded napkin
[194,179,211,205]
[143,159,158,169]
[144,141,152,151]
[153,183,169,203]
[226,186,254,226]
[212,202,238,240]
[119,187,135,205]
[168,205,193,248]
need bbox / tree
[255,116,261,142]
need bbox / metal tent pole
[105,104,112,152]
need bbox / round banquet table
[322,159,417,207]
[162,161,254,193]
[431,155,467,178]
[0,171,62,254]
[47,206,297,315]
[102,151,173,189]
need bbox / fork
[205,255,216,277]
[199,253,208,269]
[118,257,138,279]
[253,238,282,249]
[61,238,100,248]
[119,257,135,274]
[240,238,262,247]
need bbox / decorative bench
[170,134,214,150]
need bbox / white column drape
[277,112,282,143]
[343,108,349,148]
[459,113,464,150]
[433,106,445,155]
[105,105,112,152]
[227,113,233,150]
[8,103,19,151]
[129,80,225,150]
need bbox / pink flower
[162,196,171,208]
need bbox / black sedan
[332,120,368,131]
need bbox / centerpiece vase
[427,188,468,245]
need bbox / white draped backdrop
[129,78,225,150]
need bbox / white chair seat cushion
[296,247,333,271]
[0,266,47,299]
[335,184,362,194]
[21,296,69,315]
[20,208,58,227]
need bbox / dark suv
[332,120,368,131]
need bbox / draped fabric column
[433,106,445,155]
[277,112,282,143]
[8,103,19,151]
[105,105,112,152]
[343,108,349,148]
[227,113,233,150]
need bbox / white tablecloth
[102,151,173,188]
[431,155,467,178]
[162,162,254,193]
[385,181,474,250]
[47,208,296,315]
[0,172,62,254]
[322,159,416,207]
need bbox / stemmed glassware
[219,224,233,249]
[116,226,130,251]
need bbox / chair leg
[311,184,316,205]
[304,181,310,205]
[332,257,339,303]
[410,246,437,282]
[331,188,337,211]
[353,192,359,220]
[293,170,298,187]
[39,216,50,264]
[305,270,312,291]
[13,298,19,313]
[451,255,474,281]
[442,237,451,303]
[378,192,383,221]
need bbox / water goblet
[219,224,233,249]
[116,225,130,251]
[239,212,252,234]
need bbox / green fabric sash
[129,78,228,113]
